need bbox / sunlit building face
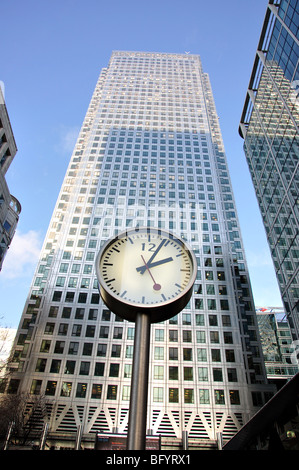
[6,50,274,449]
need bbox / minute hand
[136,256,173,273]
[138,239,166,274]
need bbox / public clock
[96,227,197,323]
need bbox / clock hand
[140,255,161,291]
[136,256,173,273]
[138,239,166,274]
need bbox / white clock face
[97,228,196,310]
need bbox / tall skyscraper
[239,0,299,338]
[5,51,274,450]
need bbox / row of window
[36,324,234,344]
[34,356,239,383]
[34,341,237,364]
[47,288,232,309]
[30,379,241,405]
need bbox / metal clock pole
[126,312,151,450]
[96,228,197,452]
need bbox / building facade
[0,87,21,270]
[239,0,299,338]
[5,51,274,449]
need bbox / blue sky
[0,0,283,328]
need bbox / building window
[113,327,123,339]
[65,360,75,374]
[183,348,192,361]
[44,323,55,335]
[169,347,178,360]
[102,309,111,321]
[230,390,240,405]
[97,344,107,357]
[169,330,178,342]
[211,349,221,362]
[68,342,79,355]
[45,381,57,396]
[79,361,90,375]
[184,367,193,381]
[195,314,205,325]
[109,364,119,377]
[199,389,210,404]
[88,308,98,320]
[127,327,135,340]
[30,380,42,395]
[50,359,61,373]
[54,341,65,354]
[52,291,62,302]
[225,349,235,362]
[111,344,121,357]
[75,308,85,319]
[154,346,164,360]
[91,384,102,399]
[213,368,223,381]
[122,385,130,401]
[76,383,87,398]
[58,323,68,336]
[62,307,72,318]
[184,388,194,404]
[198,367,208,381]
[86,325,95,337]
[169,366,178,380]
[214,389,225,404]
[35,358,47,372]
[169,388,179,403]
[182,313,191,325]
[49,306,59,318]
[155,329,164,341]
[183,330,192,342]
[210,331,219,343]
[153,387,163,402]
[100,326,109,338]
[197,348,207,362]
[126,345,133,358]
[154,365,164,380]
[94,362,105,376]
[124,364,132,378]
[107,384,118,400]
[82,343,93,355]
[224,331,233,344]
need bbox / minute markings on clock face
[100,232,193,305]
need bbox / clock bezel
[95,226,197,323]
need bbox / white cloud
[1,230,42,279]
[246,248,273,268]
[56,125,80,154]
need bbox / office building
[239,0,299,338]
[256,307,299,386]
[4,51,274,449]
[0,87,21,270]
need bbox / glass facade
[239,0,299,339]
[256,307,299,382]
[4,51,274,448]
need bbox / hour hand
[136,257,173,273]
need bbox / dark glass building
[239,0,299,339]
